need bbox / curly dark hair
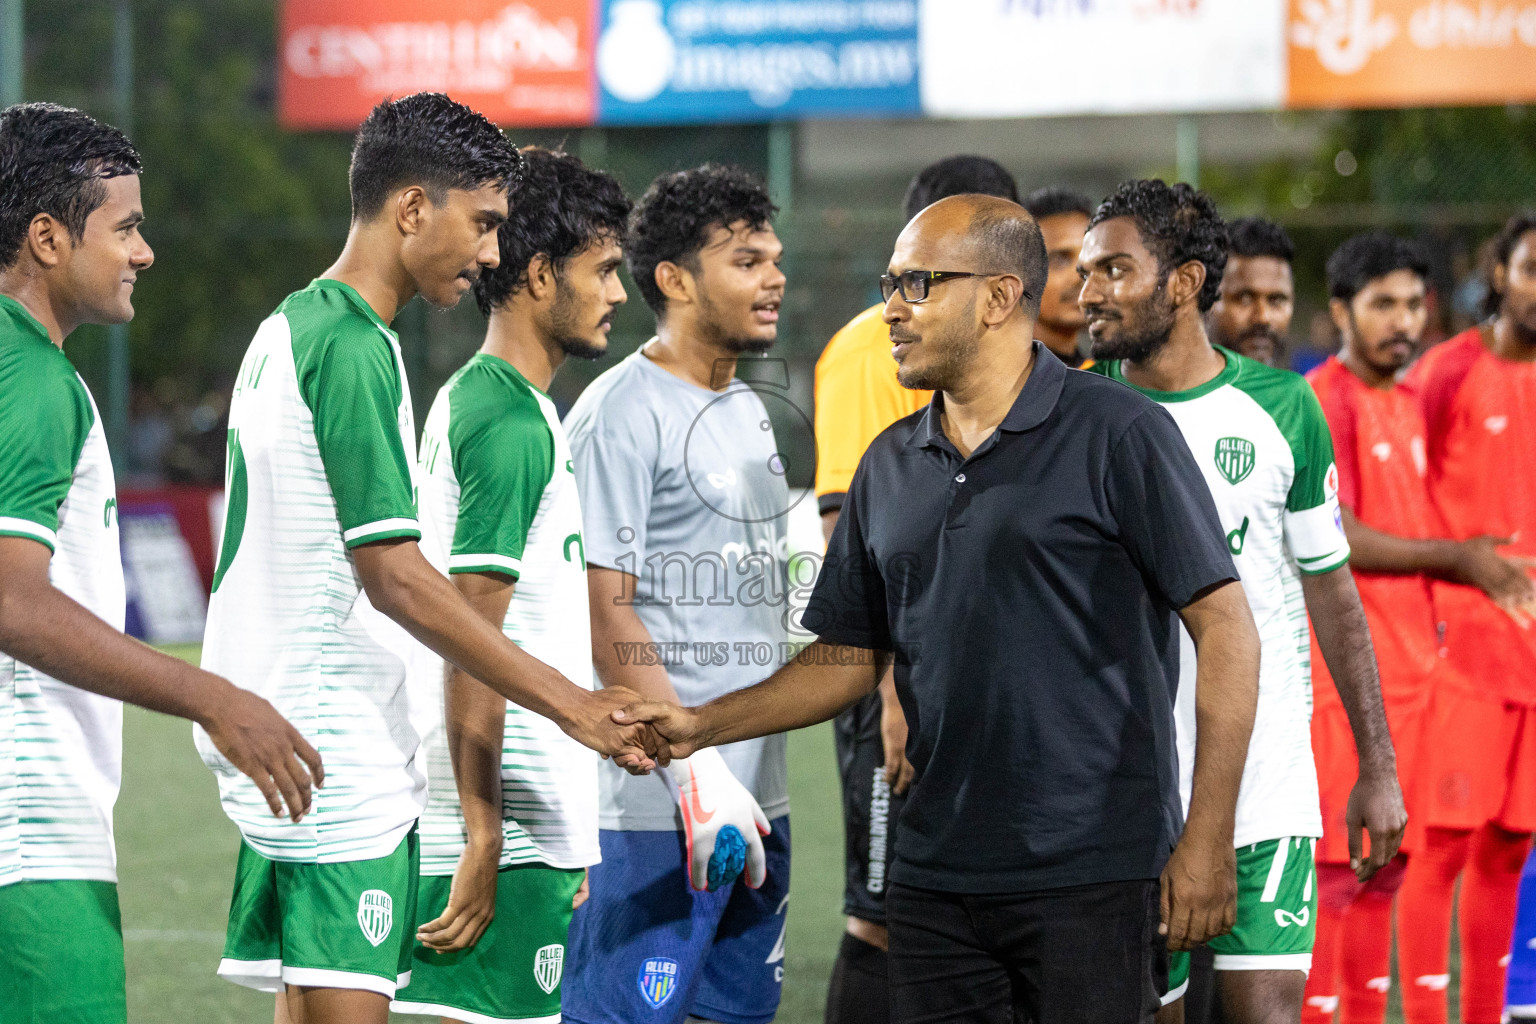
[1089,179,1228,312]
[626,164,777,315]
[349,93,524,222]
[1484,211,1536,319]
[904,156,1018,222]
[1227,217,1294,263]
[1022,185,1092,223]
[1326,231,1429,304]
[473,148,632,317]
[0,102,141,270]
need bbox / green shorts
[0,878,126,1024]
[1162,837,1317,1005]
[217,828,420,997]
[391,863,584,1024]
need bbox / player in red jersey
[1301,233,1534,1024]
[1397,213,1536,1024]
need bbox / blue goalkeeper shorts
[562,816,791,1024]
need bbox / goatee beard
[896,364,948,391]
[557,334,608,361]
[725,336,774,354]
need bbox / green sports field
[118,645,845,1023]
[119,647,1448,1022]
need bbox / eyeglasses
[879,269,1027,305]
[879,270,977,303]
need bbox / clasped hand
[566,687,705,773]
[610,697,706,765]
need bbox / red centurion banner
[278,0,597,129]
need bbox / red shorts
[1313,691,1427,864]
[1414,677,1536,835]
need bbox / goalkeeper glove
[667,747,771,892]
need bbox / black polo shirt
[803,342,1237,894]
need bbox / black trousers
[885,878,1166,1024]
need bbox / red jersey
[1307,356,1442,706]
[1405,328,1536,701]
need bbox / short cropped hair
[474,148,632,316]
[1022,185,1093,223]
[904,156,1018,222]
[967,204,1048,318]
[348,93,523,222]
[626,164,776,315]
[1484,211,1536,318]
[0,102,142,269]
[1090,179,1229,312]
[1326,231,1430,304]
[1227,217,1295,263]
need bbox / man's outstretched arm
[0,536,324,821]
[351,538,655,770]
[1165,579,1261,952]
[615,640,891,760]
[1302,564,1407,879]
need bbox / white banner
[920,0,1286,118]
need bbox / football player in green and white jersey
[200,98,655,1024]
[0,103,323,1024]
[390,148,631,1024]
[1082,180,1407,1024]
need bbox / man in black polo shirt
[616,195,1261,1023]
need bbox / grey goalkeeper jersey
[565,348,791,831]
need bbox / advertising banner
[594,0,922,123]
[919,0,1286,119]
[278,0,596,129]
[274,0,1536,130]
[1287,0,1536,108]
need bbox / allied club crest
[638,956,680,1009]
[534,943,565,995]
[356,889,393,948]
[1214,436,1256,486]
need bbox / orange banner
[1288,0,1536,108]
[278,0,596,130]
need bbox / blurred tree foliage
[1319,105,1536,210]
[1199,105,1536,346]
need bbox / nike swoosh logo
[688,765,716,825]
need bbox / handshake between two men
[599,683,773,894]
[592,629,1263,958]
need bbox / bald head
[899,195,1048,318]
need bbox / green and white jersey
[0,296,125,886]
[198,279,427,864]
[1097,348,1346,846]
[410,354,599,875]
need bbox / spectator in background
[813,153,1019,1024]
[1022,186,1094,367]
[1207,217,1295,368]
[125,382,172,484]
